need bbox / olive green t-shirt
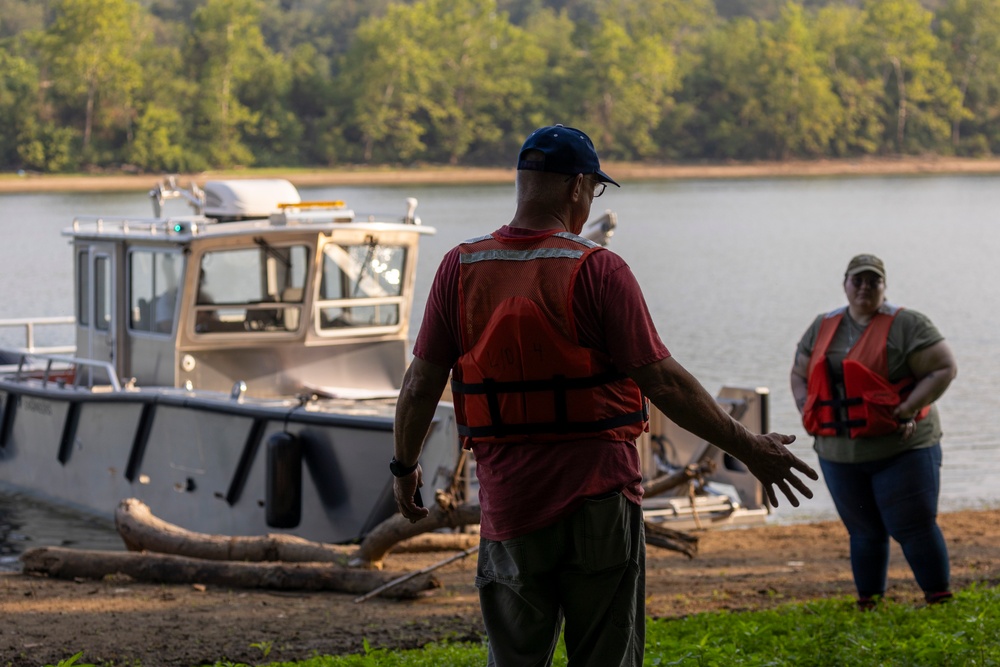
[795,303,944,463]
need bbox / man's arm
[629,356,818,508]
[392,357,452,522]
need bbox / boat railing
[0,349,123,392]
[69,216,205,237]
[0,316,76,355]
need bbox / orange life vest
[450,230,648,445]
[802,305,929,438]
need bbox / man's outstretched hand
[741,433,819,507]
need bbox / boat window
[194,243,308,334]
[77,251,89,326]
[95,256,111,331]
[317,241,406,331]
[129,250,184,334]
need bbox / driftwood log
[115,497,480,569]
[350,500,481,567]
[115,498,354,565]
[19,547,438,599]
[645,521,698,558]
[117,495,695,568]
[388,532,481,553]
[642,462,716,499]
[21,491,696,598]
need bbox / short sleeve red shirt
[413,225,670,540]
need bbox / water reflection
[0,490,123,572]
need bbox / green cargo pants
[475,492,645,667]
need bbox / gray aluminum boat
[0,178,771,543]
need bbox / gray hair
[516,150,571,204]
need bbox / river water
[1,173,997,564]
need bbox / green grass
[257,584,1000,667]
[640,585,1000,666]
[46,585,1000,667]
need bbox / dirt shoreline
[1,508,998,666]
[4,156,1000,194]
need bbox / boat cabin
[66,179,432,398]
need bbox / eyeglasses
[564,175,606,198]
[849,274,884,288]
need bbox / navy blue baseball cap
[517,124,620,187]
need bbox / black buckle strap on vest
[820,418,867,432]
[816,396,862,409]
[481,377,506,438]
[456,408,647,439]
[817,392,864,435]
[552,374,568,433]
[452,370,639,438]
[450,370,626,396]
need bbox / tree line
[1,0,998,173]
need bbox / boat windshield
[317,240,406,332]
[194,243,309,334]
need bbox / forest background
[2,0,999,174]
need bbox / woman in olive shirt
[790,254,958,608]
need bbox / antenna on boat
[149,176,206,218]
[404,197,419,225]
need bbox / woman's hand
[895,417,918,441]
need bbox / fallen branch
[114,498,353,565]
[116,498,477,569]
[644,521,699,559]
[19,547,438,599]
[643,462,716,499]
[354,545,479,604]
[114,496,695,577]
[351,499,481,567]
[390,532,481,553]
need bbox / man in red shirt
[392,124,817,667]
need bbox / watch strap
[389,456,419,477]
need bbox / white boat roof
[203,179,302,217]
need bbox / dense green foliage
[3,0,1000,172]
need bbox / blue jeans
[820,443,950,599]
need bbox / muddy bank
[1,508,998,666]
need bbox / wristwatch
[389,456,419,477]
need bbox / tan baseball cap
[845,254,885,280]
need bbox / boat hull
[0,381,462,544]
